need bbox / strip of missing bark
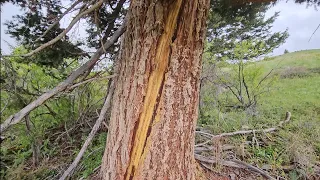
[124,0,183,179]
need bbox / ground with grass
[1,50,319,179]
[197,49,320,179]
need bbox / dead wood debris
[194,112,291,179]
[59,81,115,180]
[196,112,291,140]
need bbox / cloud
[1,1,319,56]
[1,3,23,54]
[266,1,320,55]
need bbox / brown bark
[100,0,210,179]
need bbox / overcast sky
[265,1,320,55]
[1,1,319,56]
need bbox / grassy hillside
[198,49,320,179]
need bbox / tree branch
[195,153,244,169]
[101,0,126,43]
[59,80,115,180]
[196,112,291,139]
[34,0,82,43]
[255,68,274,90]
[230,159,276,180]
[23,0,104,57]
[225,83,243,104]
[0,24,126,133]
[241,63,251,106]
[308,23,320,42]
[195,154,276,180]
[68,74,117,90]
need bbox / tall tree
[100,0,210,179]
[207,1,288,61]
[4,0,83,67]
[3,0,127,67]
[2,0,320,179]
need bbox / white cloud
[266,1,320,55]
[1,1,319,56]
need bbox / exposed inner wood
[124,0,183,179]
[101,0,210,179]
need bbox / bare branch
[68,74,117,90]
[195,154,276,180]
[241,65,251,106]
[34,0,82,43]
[308,23,320,42]
[255,68,274,90]
[0,96,11,115]
[0,24,126,133]
[23,0,104,57]
[59,80,115,180]
[196,112,291,139]
[225,83,243,104]
[230,159,276,180]
[195,154,244,169]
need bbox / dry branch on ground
[59,81,115,180]
[196,111,291,140]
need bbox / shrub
[309,67,320,74]
[284,49,289,54]
[280,67,311,79]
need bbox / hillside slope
[198,49,320,179]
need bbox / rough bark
[100,0,210,179]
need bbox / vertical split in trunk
[101,0,210,179]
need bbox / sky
[1,1,320,56]
[265,1,320,55]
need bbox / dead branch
[0,96,10,115]
[195,139,211,147]
[231,159,276,180]
[68,74,117,90]
[195,144,236,153]
[255,68,275,90]
[0,24,126,134]
[23,0,104,57]
[34,0,82,43]
[194,154,244,169]
[196,112,291,139]
[59,80,115,180]
[25,114,40,167]
[308,23,320,42]
[195,154,276,180]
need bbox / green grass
[199,49,320,178]
[262,49,320,70]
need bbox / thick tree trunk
[100,0,209,179]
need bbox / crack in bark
[124,0,183,179]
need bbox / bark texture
[101,0,210,179]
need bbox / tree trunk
[100,0,210,179]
